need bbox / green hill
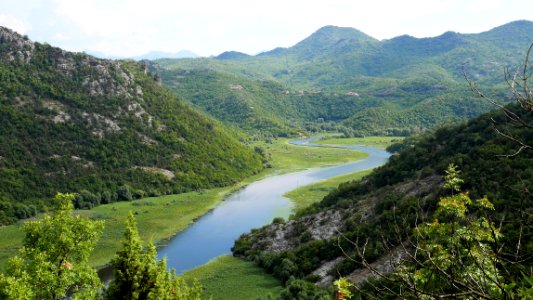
[155,67,406,137]
[0,27,263,225]
[152,21,532,136]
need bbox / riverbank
[0,137,367,270]
[284,169,372,213]
[316,136,403,149]
[173,136,399,298]
[252,137,368,173]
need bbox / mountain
[215,51,251,60]
[152,66,397,136]
[233,103,533,295]
[160,21,533,85]
[152,21,533,136]
[0,26,263,225]
[262,25,379,61]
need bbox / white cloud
[0,14,32,34]
[1,0,532,57]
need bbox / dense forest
[0,27,263,225]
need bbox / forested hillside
[153,21,533,136]
[233,103,533,297]
[0,27,263,225]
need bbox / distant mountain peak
[480,19,533,37]
[296,25,377,47]
[214,51,251,60]
[500,19,533,27]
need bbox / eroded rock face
[135,166,175,180]
[80,61,139,99]
[0,26,158,138]
[237,175,442,286]
[0,26,34,63]
[247,209,345,254]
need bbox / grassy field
[284,169,373,212]
[0,137,367,270]
[180,255,283,300]
[0,188,230,269]
[255,138,368,173]
[316,136,403,149]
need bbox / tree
[338,164,517,299]
[466,43,533,156]
[0,193,104,299]
[105,212,203,300]
[279,277,331,300]
[117,185,133,201]
[391,164,504,299]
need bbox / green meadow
[284,169,373,213]
[316,136,403,149]
[181,255,283,300]
[254,138,367,173]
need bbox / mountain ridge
[153,20,532,136]
[207,20,533,61]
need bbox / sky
[0,0,532,58]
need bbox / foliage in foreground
[106,212,202,300]
[0,193,104,299]
[389,165,502,298]
[0,193,204,300]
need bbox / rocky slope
[233,175,441,287]
[0,26,262,225]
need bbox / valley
[0,11,532,300]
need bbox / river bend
[157,138,391,274]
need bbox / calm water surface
[157,138,390,274]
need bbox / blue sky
[0,0,532,57]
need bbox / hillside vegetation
[0,27,263,225]
[233,103,533,297]
[154,21,533,136]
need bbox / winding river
[157,138,391,274]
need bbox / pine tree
[106,212,203,300]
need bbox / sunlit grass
[180,255,283,300]
[316,136,403,149]
[254,137,368,173]
[284,169,372,213]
